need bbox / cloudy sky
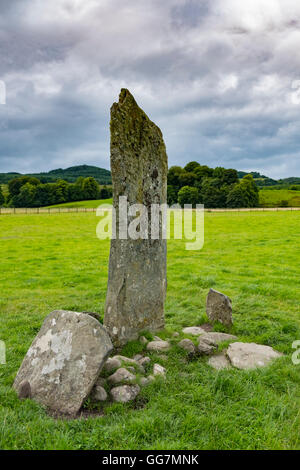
[1,0,300,178]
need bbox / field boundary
[1,206,300,215]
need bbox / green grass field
[0,211,299,449]
[259,189,300,207]
[45,199,112,208]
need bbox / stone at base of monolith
[104,89,168,346]
[206,288,233,326]
[13,310,113,415]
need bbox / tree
[178,186,200,207]
[179,171,197,188]
[194,165,214,183]
[226,175,259,208]
[82,177,100,200]
[0,187,5,206]
[167,166,183,188]
[8,176,40,197]
[12,183,37,207]
[184,161,200,173]
[201,177,227,208]
[100,185,112,199]
[167,185,178,205]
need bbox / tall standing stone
[104,89,168,346]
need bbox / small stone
[140,376,155,386]
[199,332,238,346]
[103,357,122,373]
[139,336,148,345]
[153,335,163,341]
[133,354,143,361]
[112,355,144,372]
[198,340,217,355]
[138,356,151,367]
[172,332,179,337]
[182,327,206,336]
[208,353,232,370]
[127,366,136,373]
[227,342,283,370]
[18,380,31,399]
[206,288,233,327]
[90,385,107,402]
[146,340,170,352]
[95,377,107,387]
[108,367,136,385]
[178,339,196,354]
[153,363,166,377]
[110,385,140,403]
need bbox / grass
[259,189,300,207]
[45,199,112,209]
[0,211,299,449]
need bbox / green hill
[0,165,111,185]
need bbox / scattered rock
[154,335,163,341]
[178,339,196,354]
[90,385,107,402]
[199,323,213,332]
[227,342,283,370]
[182,326,206,336]
[13,310,113,415]
[108,367,136,385]
[18,380,32,399]
[133,354,143,361]
[208,353,232,370]
[138,356,151,367]
[103,357,122,373]
[206,289,233,327]
[172,332,179,337]
[199,332,237,346]
[139,336,148,345]
[198,340,217,355]
[110,385,140,403]
[153,363,166,377]
[147,340,170,352]
[113,355,144,372]
[140,376,155,387]
[95,377,107,388]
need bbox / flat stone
[13,310,113,415]
[227,342,283,370]
[208,353,232,370]
[104,89,168,346]
[153,363,166,377]
[103,357,122,373]
[90,385,107,402]
[110,385,140,403]
[108,367,136,385]
[182,327,206,336]
[178,339,196,354]
[206,289,233,327]
[146,340,170,352]
[199,332,238,346]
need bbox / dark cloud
[0,0,299,178]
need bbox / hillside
[0,165,111,185]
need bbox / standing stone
[104,89,168,346]
[206,288,233,327]
[13,310,113,415]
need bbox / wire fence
[0,206,300,215]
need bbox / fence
[0,206,300,215]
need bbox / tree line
[0,176,112,208]
[167,162,259,208]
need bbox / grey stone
[90,385,107,402]
[103,357,122,373]
[138,356,151,367]
[172,332,179,337]
[227,342,283,370]
[95,377,107,387]
[146,340,170,352]
[178,339,196,354]
[139,336,148,345]
[153,363,166,377]
[154,335,163,341]
[140,376,155,387]
[198,340,217,355]
[133,354,143,361]
[13,310,113,415]
[208,353,232,370]
[112,355,144,372]
[199,332,238,346]
[108,367,136,385]
[110,385,140,403]
[206,289,233,326]
[104,89,168,346]
[182,327,206,336]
